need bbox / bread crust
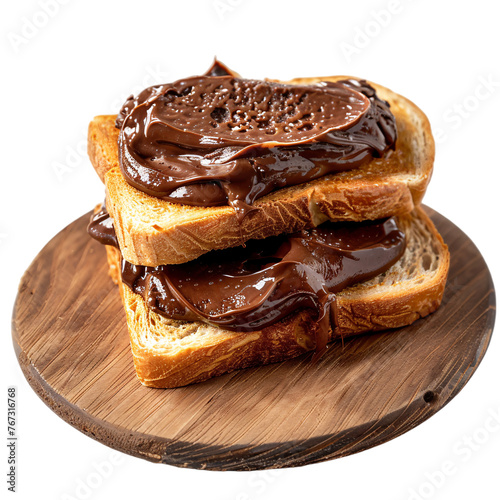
[88,77,434,266]
[105,206,449,388]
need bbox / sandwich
[87,60,449,388]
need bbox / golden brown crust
[106,207,449,388]
[87,115,120,183]
[88,77,434,266]
[334,207,449,336]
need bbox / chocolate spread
[116,62,397,216]
[87,205,118,247]
[88,208,406,355]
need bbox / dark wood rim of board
[12,207,496,471]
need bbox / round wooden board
[12,208,496,471]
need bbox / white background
[2,0,499,498]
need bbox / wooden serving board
[12,208,495,471]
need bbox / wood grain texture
[12,208,496,470]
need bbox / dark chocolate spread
[87,205,118,247]
[88,207,406,355]
[115,60,240,127]
[116,62,397,216]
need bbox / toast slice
[104,206,449,388]
[88,76,434,266]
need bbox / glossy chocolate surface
[88,208,405,354]
[116,63,397,216]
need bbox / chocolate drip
[87,204,118,247]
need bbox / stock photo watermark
[212,0,246,21]
[59,451,125,500]
[51,132,87,183]
[339,0,417,63]
[6,387,17,493]
[433,74,499,145]
[7,0,73,54]
[407,405,500,500]
[234,469,284,500]
[108,65,172,113]
[439,275,468,308]
[51,64,171,182]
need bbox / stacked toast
[87,62,449,388]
